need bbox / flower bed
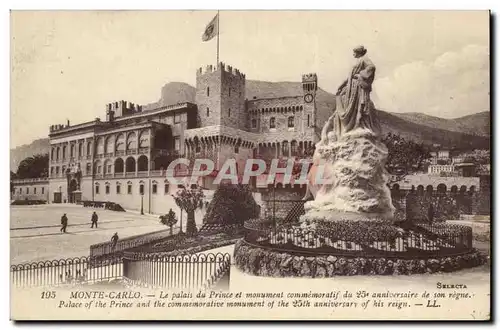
[125,231,240,256]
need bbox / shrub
[202,184,260,227]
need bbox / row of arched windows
[50,156,150,178]
[93,156,149,174]
[268,116,295,129]
[392,183,477,195]
[51,131,151,161]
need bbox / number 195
[41,291,56,299]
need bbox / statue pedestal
[303,128,394,222]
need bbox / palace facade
[42,63,324,214]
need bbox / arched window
[62,146,67,159]
[78,143,83,158]
[105,136,114,154]
[164,181,169,194]
[116,182,121,194]
[70,144,75,158]
[126,132,137,150]
[51,148,55,160]
[125,157,136,173]
[288,116,295,128]
[137,155,149,172]
[96,137,105,155]
[152,180,158,194]
[95,183,100,195]
[127,181,132,194]
[270,117,276,129]
[138,130,150,148]
[115,133,125,152]
[251,119,257,128]
[282,141,289,155]
[291,140,297,156]
[86,142,92,156]
[105,182,110,194]
[113,158,123,173]
[437,184,447,194]
[139,181,145,195]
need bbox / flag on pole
[202,13,219,42]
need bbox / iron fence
[243,221,473,259]
[11,256,123,288]
[89,229,172,258]
[11,252,232,291]
[123,252,231,290]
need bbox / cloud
[372,44,489,118]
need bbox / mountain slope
[10,138,49,172]
[391,111,490,137]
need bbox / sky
[10,10,489,148]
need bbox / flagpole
[217,10,220,64]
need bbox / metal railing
[11,252,232,291]
[89,229,172,258]
[123,253,231,290]
[243,221,473,259]
[11,256,123,288]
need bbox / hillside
[10,138,49,172]
[391,111,490,137]
[10,81,490,170]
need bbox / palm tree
[172,186,205,236]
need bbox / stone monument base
[233,220,486,277]
[234,239,485,277]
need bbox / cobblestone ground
[10,204,206,264]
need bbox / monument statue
[319,45,381,145]
[303,45,394,222]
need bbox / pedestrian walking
[111,232,119,250]
[60,213,68,233]
[90,211,98,228]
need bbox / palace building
[42,62,324,214]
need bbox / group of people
[59,211,119,248]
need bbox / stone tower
[301,73,318,131]
[195,62,246,130]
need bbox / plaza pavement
[10,204,207,264]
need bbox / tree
[202,183,260,229]
[159,208,178,235]
[172,186,205,236]
[382,133,431,184]
[469,149,490,165]
[16,154,49,179]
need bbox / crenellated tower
[195,62,246,130]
